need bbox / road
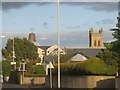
[1,82,49,90]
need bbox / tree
[98,16,120,67]
[2,38,39,61]
[97,49,118,67]
[110,16,120,67]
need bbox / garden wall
[46,75,115,88]
[115,77,120,90]
[20,75,45,85]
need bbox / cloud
[2,30,114,48]
[42,22,48,28]
[49,16,55,19]
[60,31,88,38]
[2,2,52,11]
[85,2,118,12]
[61,2,118,12]
[2,2,31,11]
[96,19,114,25]
[67,25,81,30]
[2,2,118,12]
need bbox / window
[94,40,97,46]
[98,40,100,46]
[48,51,49,53]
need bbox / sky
[1,1,119,48]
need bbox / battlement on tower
[89,28,104,48]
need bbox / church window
[98,40,100,46]
[94,40,97,46]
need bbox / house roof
[79,48,103,58]
[43,48,104,64]
[67,48,104,59]
[70,54,87,62]
[43,55,56,64]
[38,46,51,51]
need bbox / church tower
[28,32,36,42]
[89,28,104,48]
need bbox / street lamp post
[57,0,61,88]
[11,37,16,71]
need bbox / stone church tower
[89,28,104,48]
[28,32,36,42]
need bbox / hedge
[29,65,46,74]
[2,60,46,76]
[2,60,12,77]
[52,58,117,76]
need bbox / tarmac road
[1,82,48,90]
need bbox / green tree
[60,52,73,63]
[98,49,118,67]
[110,16,120,67]
[2,38,38,61]
[98,16,120,67]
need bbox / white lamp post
[57,0,61,88]
[11,37,16,71]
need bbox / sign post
[49,62,54,88]
[20,60,27,84]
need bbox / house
[69,54,88,62]
[28,32,66,64]
[67,48,103,59]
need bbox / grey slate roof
[43,48,104,64]
[79,48,103,58]
[67,48,104,59]
[43,55,57,64]
[38,46,51,50]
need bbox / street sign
[49,62,54,69]
[48,62,54,88]
[11,62,16,65]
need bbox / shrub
[2,60,12,77]
[29,65,46,74]
[52,58,117,76]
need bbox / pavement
[1,82,48,90]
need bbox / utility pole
[11,37,16,71]
[57,0,61,88]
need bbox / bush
[52,58,117,76]
[29,65,46,74]
[2,60,12,77]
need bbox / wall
[115,77,120,90]
[20,75,45,85]
[46,75,115,88]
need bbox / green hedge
[52,58,117,76]
[2,60,46,76]
[2,60,12,77]
[29,65,46,74]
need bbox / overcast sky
[1,1,119,48]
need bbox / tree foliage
[2,38,38,61]
[98,16,120,67]
[110,16,120,67]
[2,60,12,76]
[60,51,73,63]
[98,49,118,67]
